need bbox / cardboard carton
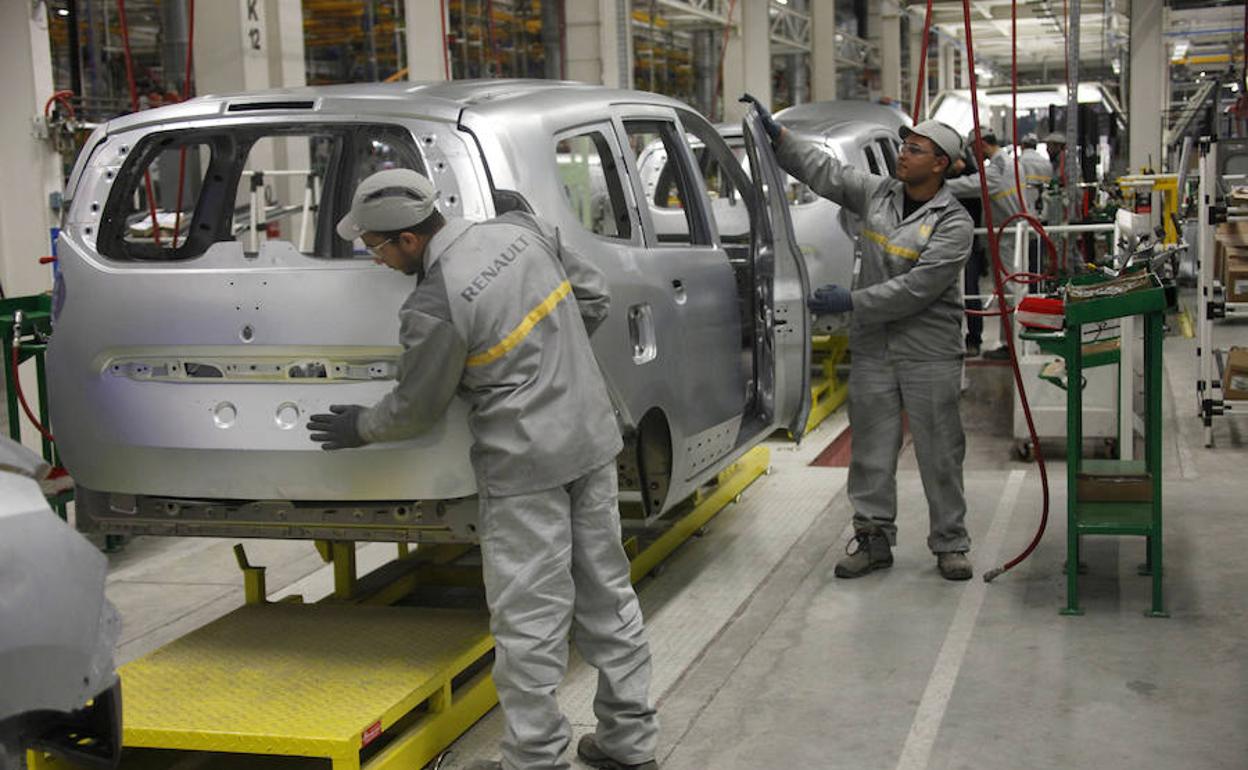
[1225,257,1248,303]
[1224,347,1248,400]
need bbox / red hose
[44,90,76,121]
[172,0,196,249]
[910,0,934,122]
[117,0,163,248]
[10,343,55,444]
[959,0,1053,583]
[1010,1,1026,213]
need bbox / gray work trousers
[479,461,659,770]
[846,354,971,553]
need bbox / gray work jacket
[946,151,1026,250]
[778,133,973,361]
[357,212,623,497]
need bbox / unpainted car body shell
[48,81,810,540]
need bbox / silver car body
[48,81,810,542]
[639,101,908,335]
[0,436,121,768]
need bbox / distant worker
[740,94,974,581]
[1019,133,1053,212]
[307,169,659,770]
[1043,131,1067,181]
[946,130,1025,360]
[1041,131,1069,227]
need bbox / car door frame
[609,103,752,489]
[740,110,813,439]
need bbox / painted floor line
[893,469,1026,770]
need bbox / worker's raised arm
[501,211,611,335]
[776,132,880,217]
[553,228,610,335]
[357,284,467,444]
[851,208,973,324]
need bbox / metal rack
[1195,136,1248,447]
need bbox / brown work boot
[937,552,973,581]
[576,735,658,770]
[834,529,893,578]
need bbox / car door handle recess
[627,304,657,365]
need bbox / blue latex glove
[307,404,369,451]
[739,93,782,144]
[809,285,854,315]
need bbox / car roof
[101,80,694,134]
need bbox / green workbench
[1023,273,1168,617]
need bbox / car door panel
[741,113,812,439]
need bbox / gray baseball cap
[1022,132,1040,147]
[336,168,438,240]
[1043,131,1067,145]
[900,120,964,161]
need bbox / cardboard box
[1225,257,1248,303]
[1216,220,1248,242]
[1224,347,1248,401]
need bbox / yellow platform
[126,604,492,767]
[30,447,771,770]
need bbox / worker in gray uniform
[1019,133,1053,212]
[741,95,974,581]
[306,169,659,770]
[946,130,1025,360]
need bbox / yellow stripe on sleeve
[466,280,573,367]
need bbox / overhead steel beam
[770,2,812,54]
[654,0,732,28]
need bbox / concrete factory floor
[20,297,1246,770]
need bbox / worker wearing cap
[306,169,659,770]
[740,94,974,581]
[1043,131,1067,177]
[1019,133,1053,212]
[1040,131,1069,227]
[946,130,1026,360]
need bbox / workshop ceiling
[910,1,1128,72]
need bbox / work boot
[833,529,893,578]
[983,345,1012,361]
[937,552,973,581]
[576,735,658,770]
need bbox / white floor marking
[894,469,1026,770]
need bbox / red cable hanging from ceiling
[117,0,163,248]
[172,0,196,250]
[911,0,934,122]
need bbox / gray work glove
[809,284,854,315]
[739,93,782,144]
[307,404,369,451]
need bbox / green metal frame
[0,295,74,519]
[1047,277,1168,617]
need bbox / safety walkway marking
[894,470,1025,770]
